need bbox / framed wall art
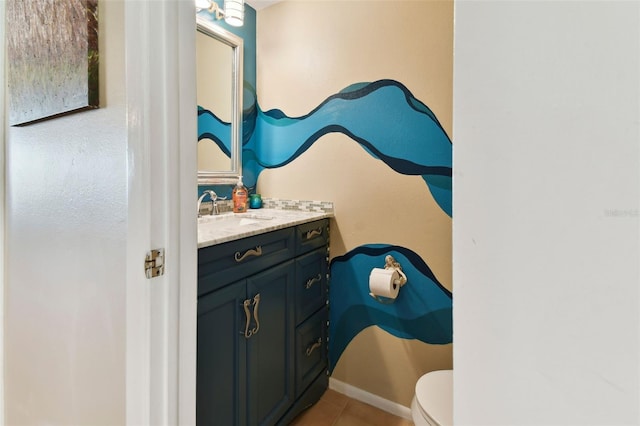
[7,0,99,126]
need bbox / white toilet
[410,369,453,426]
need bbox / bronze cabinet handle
[305,274,322,290]
[251,294,260,336]
[241,294,261,338]
[305,338,322,356]
[242,299,253,339]
[234,246,262,263]
[305,228,322,240]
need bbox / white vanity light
[195,0,245,27]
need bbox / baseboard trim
[329,378,412,420]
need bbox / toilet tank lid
[415,370,453,426]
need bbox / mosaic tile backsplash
[207,198,334,215]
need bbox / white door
[125,0,198,425]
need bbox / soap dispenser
[232,175,248,213]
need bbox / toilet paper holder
[369,255,408,304]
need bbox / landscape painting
[7,0,99,126]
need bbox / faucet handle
[212,195,227,215]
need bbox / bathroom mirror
[196,16,243,185]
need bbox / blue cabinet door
[197,280,248,426]
[246,260,295,426]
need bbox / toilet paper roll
[369,268,401,299]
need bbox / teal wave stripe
[198,106,232,157]
[329,245,452,372]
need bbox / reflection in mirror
[196,16,243,185]
[198,138,232,171]
[197,30,231,172]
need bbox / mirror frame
[196,16,244,185]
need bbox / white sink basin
[197,212,274,227]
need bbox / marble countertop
[197,208,333,248]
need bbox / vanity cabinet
[197,219,329,426]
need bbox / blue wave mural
[198,79,452,216]
[245,79,452,216]
[329,244,452,372]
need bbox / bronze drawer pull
[305,228,322,239]
[235,246,262,263]
[305,274,322,290]
[305,338,322,356]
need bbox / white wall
[453,1,639,425]
[4,1,127,424]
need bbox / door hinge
[145,248,165,279]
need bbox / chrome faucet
[197,190,218,217]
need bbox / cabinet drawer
[295,248,327,325]
[198,227,296,296]
[295,219,329,255]
[295,306,328,397]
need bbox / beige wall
[256,0,453,407]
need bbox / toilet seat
[414,370,453,426]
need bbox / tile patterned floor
[289,389,414,426]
